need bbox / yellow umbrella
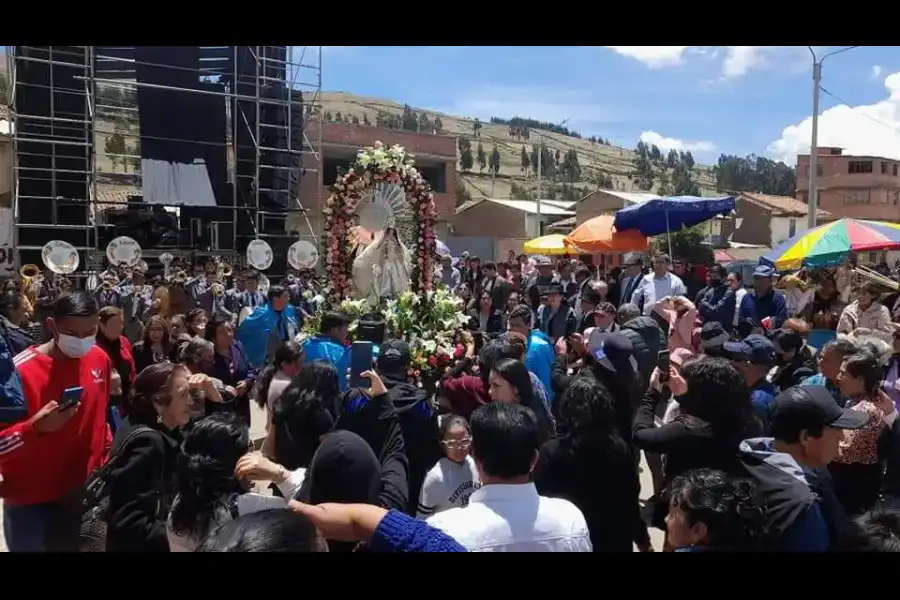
[524,234,581,255]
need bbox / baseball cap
[770,385,869,434]
[588,330,638,375]
[699,322,730,352]
[376,339,410,375]
[723,334,776,366]
[753,265,776,278]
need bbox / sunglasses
[442,438,472,450]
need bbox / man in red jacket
[0,290,112,551]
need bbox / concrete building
[294,121,457,239]
[726,192,833,249]
[796,146,900,220]
[0,107,13,277]
[573,189,660,224]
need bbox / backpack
[79,426,161,551]
[0,324,26,426]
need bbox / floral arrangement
[322,141,437,304]
[303,288,470,383]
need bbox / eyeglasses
[442,438,472,450]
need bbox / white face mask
[57,334,96,358]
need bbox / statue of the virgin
[352,227,412,299]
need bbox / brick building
[796,146,900,220]
[293,121,457,238]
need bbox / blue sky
[313,46,900,167]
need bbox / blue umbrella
[614,195,736,237]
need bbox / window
[842,189,871,204]
[892,190,900,205]
[882,162,888,174]
[322,156,356,186]
[418,164,447,193]
[848,160,873,174]
[788,218,797,237]
[803,164,823,177]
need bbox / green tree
[520,145,530,173]
[476,142,486,173]
[652,224,713,264]
[489,145,501,176]
[560,149,581,183]
[334,111,343,122]
[666,149,678,169]
[104,132,127,172]
[649,144,662,165]
[631,141,654,190]
[401,104,419,132]
[362,113,371,126]
[472,118,482,137]
[324,111,333,122]
[712,153,796,196]
[458,137,474,172]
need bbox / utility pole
[807,46,858,229]
[808,60,821,230]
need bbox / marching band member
[93,271,123,309]
[122,268,153,344]
[224,271,246,316]
[188,259,231,320]
[237,272,266,312]
[236,285,300,369]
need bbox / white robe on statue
[352,228,413,300]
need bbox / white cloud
[768,71,900,164]
[604,45,808,79]
[872,65,883,80]
[603,46,690,68]
[639,130,716,153]
[438,86,619,127]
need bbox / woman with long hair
[203,316,257,425]
[830,352,898,515]
[167,412,305,551]
[253,341,304,420]
[489,358,551,440]
[633,357,759,538]
[185,308,209,338]
[133,315,174,373]
[105,362,196,552]
[468,290,505,335]
[533,377,651,552]
[263,360,342,472]
[96,306,137,432]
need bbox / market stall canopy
[564,214,648,253]
[524,234,580,256]
[613,195,736,237]
[760,218,900,270]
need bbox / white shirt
[167,467,306,552]
[427,482,592,552]
[631,272,686,315]
[733,288,747,326]
[417,456,480,519]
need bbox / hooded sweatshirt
[526,329,556,404]
[737,438,831,552]
[296,429,408,552]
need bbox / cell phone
[59,386,84,410]
[657,350,670,384]
[349,341,374,388]
[473,331,484,354]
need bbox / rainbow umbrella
[760,218,900,271]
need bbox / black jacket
[534,437,650,552]
[618,316,666,392]
[105,418,182,552]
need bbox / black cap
[546,283,565,296]
[699,322,730,351]
[770,385,869,434]
[581,288,602,304]
[377,339,410,375]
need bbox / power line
[818,85,900,137]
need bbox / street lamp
[807,45,858,229]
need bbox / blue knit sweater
[369,510,466,552]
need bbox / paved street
[0,401,665,552]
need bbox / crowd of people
[2,248,900,552]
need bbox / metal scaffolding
[5,45,322,273]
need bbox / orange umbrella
[565,215,648,253]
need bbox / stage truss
[4,46,323,274]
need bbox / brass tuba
[19,264,42,307]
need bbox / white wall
[0,206,14,277]
[770,216,811,247]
